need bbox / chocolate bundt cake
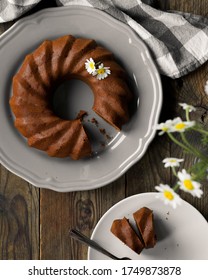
[10,35,133,160]
[133,207,157,249]
[110,217,144,254]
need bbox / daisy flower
[178,169,203,198]
[162,157,184,168]
[155,184,182,209]
[170,117,195,133]
[179,103,196,112]
[155,119,174,135]
[96,63,111,80]
[85,58,96,74]
[204,80,208,95]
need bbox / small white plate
[88,193,208,260]
[0,6,162,191]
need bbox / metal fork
[69,229,131,260]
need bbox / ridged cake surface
[10,35,133,160]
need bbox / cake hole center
[53,79,93,120]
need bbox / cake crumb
[76,110,88,120]
[99,128,106,135]
[91,117,99,126]
[99,128,112,141]
[100,142,106,148]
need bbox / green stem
[186,109,190,121]
[180,133,207,160]
[173,183,179,192]
[193,126,208,136]
[171,166,178,177]
[167,132,191,154]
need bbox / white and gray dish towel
[0,0,208,78]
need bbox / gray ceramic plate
[0,6,162,192]
[88,193,208,260]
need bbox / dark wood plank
[168,0,208,220]
[39,176,125,259]
[0,18,41,259]
[167,70,208,220]
[126,0,208,220]
[0,165,39,259]
[169,0,208,16]
[126,74,208,220]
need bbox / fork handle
[69,229,119,260]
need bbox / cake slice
[133,207,157,249]
[110,217,144,254]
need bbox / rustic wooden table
[0,0,208,260]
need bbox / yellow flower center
[162,126,168,132]
[183,179,194,190]
[175,122,186,130]
[89,62,95,69]
[97,68,105,75]
[164,190,174,201]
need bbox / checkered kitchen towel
[1,0,208,78]
[0,0,42,22]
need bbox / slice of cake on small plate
[133,207,157,249]
[110,217,144,254]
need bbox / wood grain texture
[126,0,208,220]
[168,0,208,220]
[169,0,208,16]
[0,165,39,259]
[0,0,208,260]
[40,176,125,259]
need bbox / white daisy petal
[170,117,195,133]
[204,81,208,95]
[96,64,111,80]
[162,157,184,168]
[155,185,164,193]
[85,58,96,74]
[179,103,196,112]
[155,184,182,209]
[154,119,174,135]
[178,169,203,198]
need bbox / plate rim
[0,6,162,192]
